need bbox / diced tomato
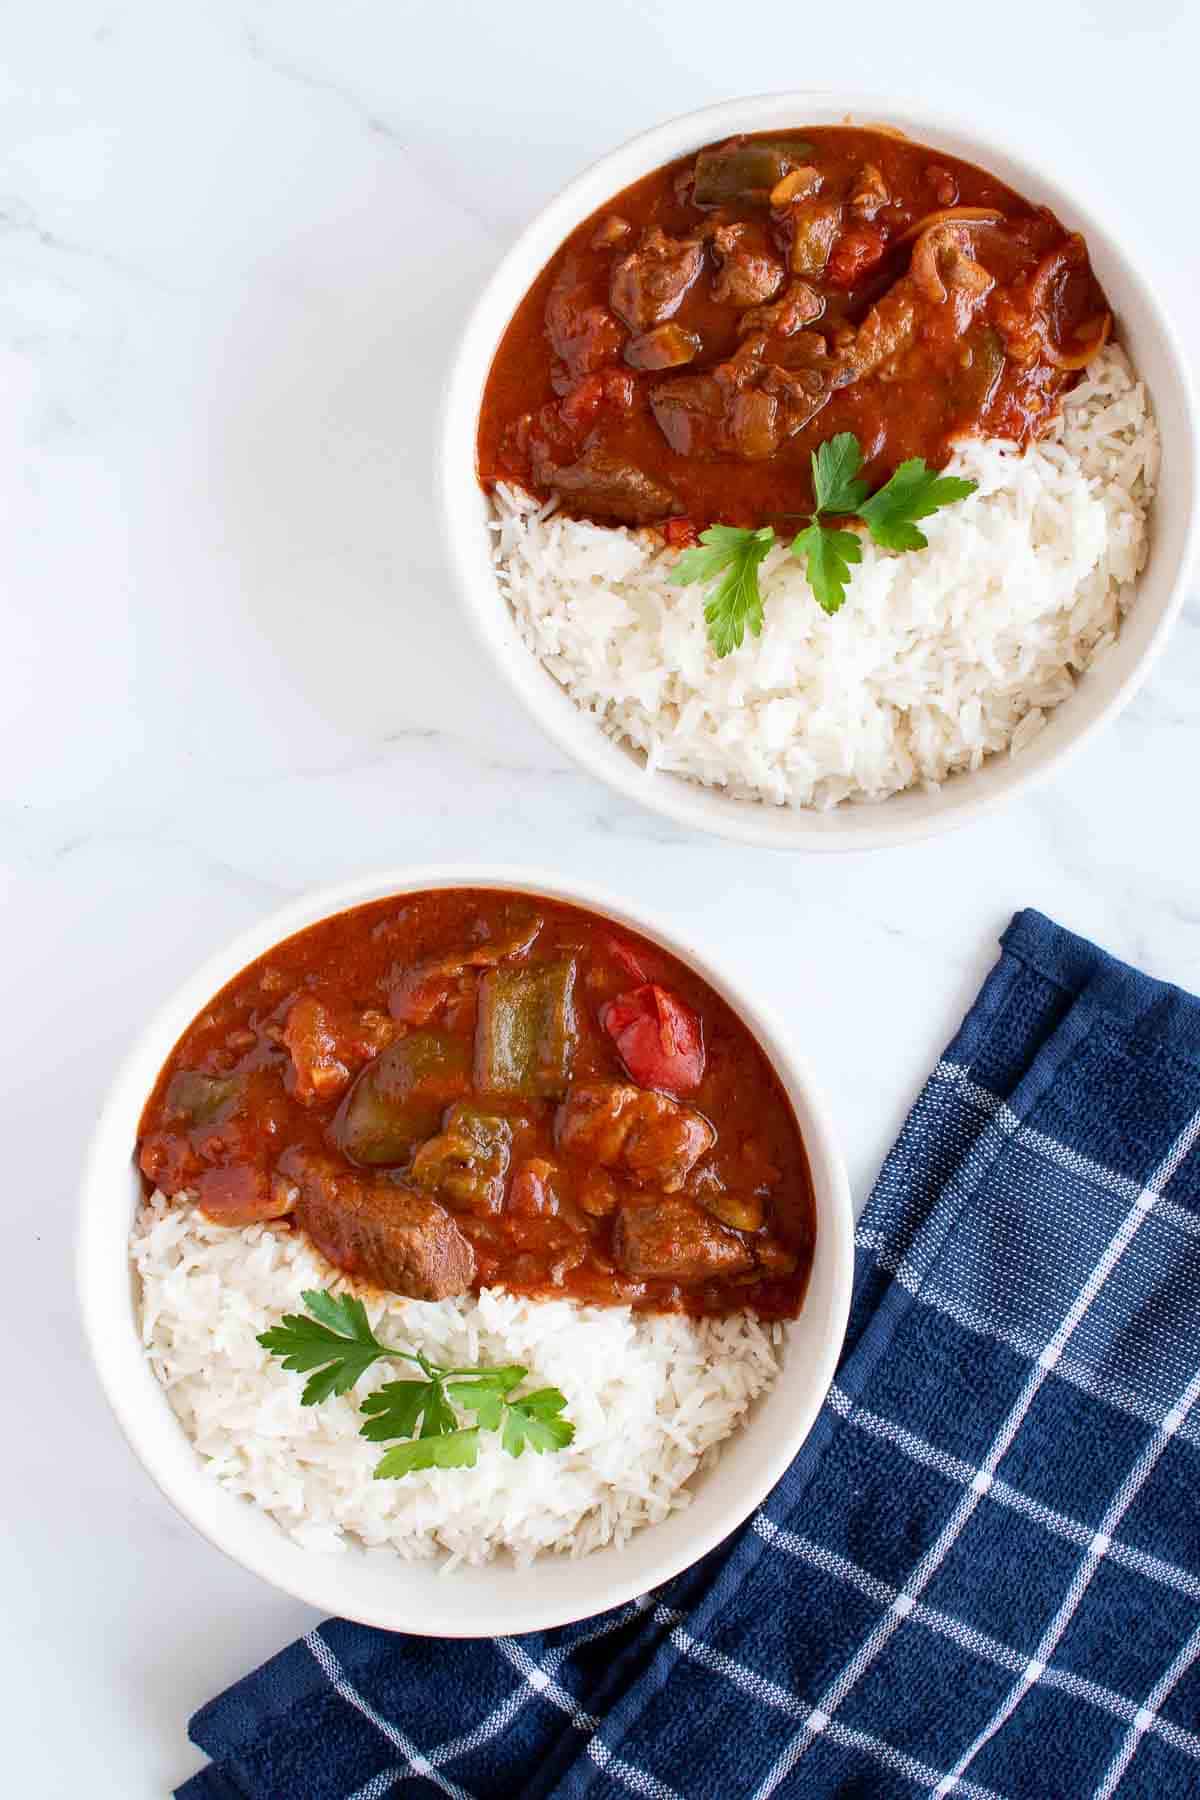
[663,516,699,549]
[826,223,889,289]
[508,1158,560,1217]
[599,982,705,1095]
[194,1162,291,1226]
[559,373,607,429]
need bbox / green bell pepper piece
[475,958,577,1100]
[334,1032,470,1165]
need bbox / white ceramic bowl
[78,866,854,1637]
[440,92,1199,851]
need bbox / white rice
[132,1193,782,1566]
[492,345,1157,809]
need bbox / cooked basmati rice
[492,346,1157,809]
[132,1193,781,1565]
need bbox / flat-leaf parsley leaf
[258,1292,575,1480]
[359,1378,457,1443]
[810,432,870,517]
[789,523,863,616]
[671,524,775,657]
[671,431,978,648]
[858,459,978,551]
[257,1289,388,1405]
[373,1429,482,1480]
[501,1387,576,1459]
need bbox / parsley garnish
[671,524,774,657]
[257,1290,389,1405]
[669,432,977,653]
[500,1386,575,1458]
[789,522,863,616]
[258,1291,575,1480]
[858,459,979,551]
[809,431,870,516]
[373,1429,483,1479]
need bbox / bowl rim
[439,88,1200,852]
[77,864,855,1636]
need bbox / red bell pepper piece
[599,983,705,1095]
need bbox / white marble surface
[4,2,1199,1793]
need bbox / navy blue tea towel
[179,909,1200,1800]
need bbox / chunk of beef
[709,223,785,308]
[613,1195,754,1282]
[836,224,993,383]
[651,334,838,461]
[578,1166,621,1217]
[836,283,919,380]
[648,372,726,459]
[759,361,841,433]
[532,444,677,524]
[388,962,475,1029]
[555,1082,715,1193]
[545,257,624,377]
[283,997,351,1104]
[609,227,704,332]
[736,281,825,338]
[279,1147,475,1300]
[136,1130,200,1193]
[769,327,829,363]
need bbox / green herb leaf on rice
[258,1291,573,1479]
[809,432,870,517]
[670,524,776,659]
[373,1429,482,1479]
[858,458,979,551]
[359,1379,455,1442]
[789,523,864,616]
[670,431,978,650]
[256,1292,388,1405]
[500,1387,576,1459]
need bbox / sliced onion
[894,206,1003,248]
[910,222,995,303]
[1040,310,1112,370]
[1026,234,1087,311]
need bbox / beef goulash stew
[138,891,815,1320]
[476,126,1112,534]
